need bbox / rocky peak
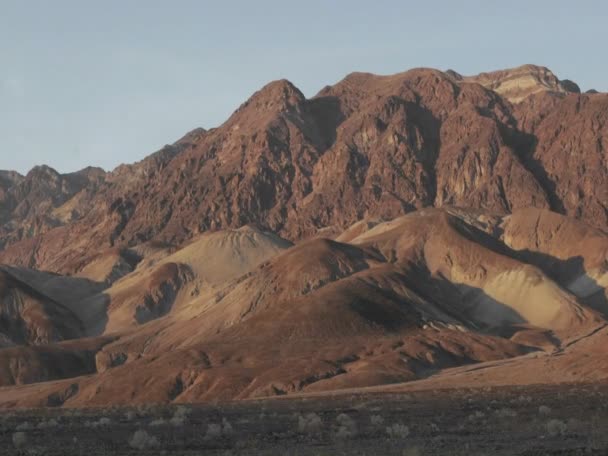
[464,64,581,103]
[0,170,24,190]
[25,164,61,181]
[233,79,306,118]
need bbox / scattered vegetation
[37,418,59,429]
[297,412,323,435]
[467,410,486,422]
[169,405,191,426]
[386,423,410,439]
[2,385,608,454]
[85,417,111,428]
[12,431,26,449]
[205,418,234,440]
[495,408,517,418]
[129,429,160,450]
[546,419,568,437]
[370,414,384,427]
[334,413,357,439]
[15,421,31,431]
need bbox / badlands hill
[0,65,606,407]
[0,207,606,407]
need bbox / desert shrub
[125,410,136,421]
[370,415,384,427]
[539,405,552,416]
[169,405,191,426]
[467,410,486,422]
[37,418,59,429]
[334,413,357,439]
[546,419,568,437]
[175,405,190,416]
[12,431,27,448]
[495,408,517,418]
[297,413,323,434]
[514,395,532,404]
[129,429,160,450]
[84,417,111,428]
[386,423,410,439]
[204,418,234,440]
[205,423,223,440]
[222,418,234,436]
[149,418,166,427]
[15,422,31,431]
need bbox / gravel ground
[1,382,607,455]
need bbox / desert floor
[2,382,607,455]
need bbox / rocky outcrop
[0,165,106,249]
[463,64,581,103]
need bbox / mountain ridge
[2,64,605,278]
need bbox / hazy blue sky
[1,0,606,174]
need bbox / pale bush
[12,431,27,448]
[467,410,485,422]
[495,408,517,418]
[370,415,384,426]
[205,423,222,440]
[169,406,190,426]
[84,417,111,428]
[386,423,410,438]
[204,418,234,440]
[149,418,166,427]
[95,417,111,427]
[546,419,568,437]
[334,413,357,439]
[15,422,31,431]
[514,395,532,404]
[169,415,186,426]
[222,417,233,436]
[37,418,59,429]
[539,405,552,416]
[297,413,322,434]
[175,405,190,417]
[125,411,136,421]
[129,429,160,450]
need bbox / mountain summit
[460,64,581,103]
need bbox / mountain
[0,165,106,250]
[0,65,606,407]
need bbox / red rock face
[0,65,605,274]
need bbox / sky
[1,0,607,174]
